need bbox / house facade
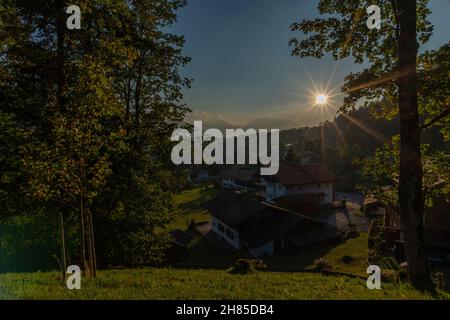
[264,163,337,203]
[211,215,240,249]
[221,167,257,192]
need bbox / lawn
[265,233,370,277]
[0,268,447,300]
[168,183,220,231]
[182,236,235,266]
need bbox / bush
[432,272,446,290]
[382,269,399,284]
[313,258,332,270]
[230,259,266,274]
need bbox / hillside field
[0,268,448,300]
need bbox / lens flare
[315,94,328,105]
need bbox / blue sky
[170,0,450,128]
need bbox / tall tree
[396,0,429,288]
[0,0,191,274]
[289,0,447,288]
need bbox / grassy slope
[1,268,447,300]
[168,184,219,231]
[266,233,369,277]
[1,186,448,300]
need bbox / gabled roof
[275,193,325,205]
[204,191,265,228]
[266,163,337,186]
[238,204,306,247]
[274,193,325,214]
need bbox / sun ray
[333,121,348,146]
[340,113,389,143]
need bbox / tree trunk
[80,195,88,276]
[59,211,67,282]
[88,208,97,277]
[55,0,66,111]
[86,208,93,278]
[397,0,432,289]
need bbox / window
[218,223,225,233]
[226,228,234,240]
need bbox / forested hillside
[280,107,449,190]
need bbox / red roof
[268,163,337,186]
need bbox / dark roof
[275,193,325,205]
[205,191,343,248]
[221,167,256,183]
[238,204,306,247]
[169,229,195,247]
[274,193,324,214]
[204,191,266,228]
[266,163,337,186]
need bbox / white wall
[286,183,333,203]
[222,177,249,192]
[211,216,240,249]
[266,181,334,203]
[249,241,274,258]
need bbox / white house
[221,167,257,192]
[264,163,337,203]
[204,191,343,258]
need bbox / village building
[263,163,338,204]
[204,191,343,257]
[220,167,258,192]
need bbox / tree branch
[420,107,450,130]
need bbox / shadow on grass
[265,233,370,276]
[264,244,338,270]
[182,236,235,267]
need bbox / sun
[315,94,328,105]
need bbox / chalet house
[221,167,258,192]
[204,191,343,257]
[264,163,338,204]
